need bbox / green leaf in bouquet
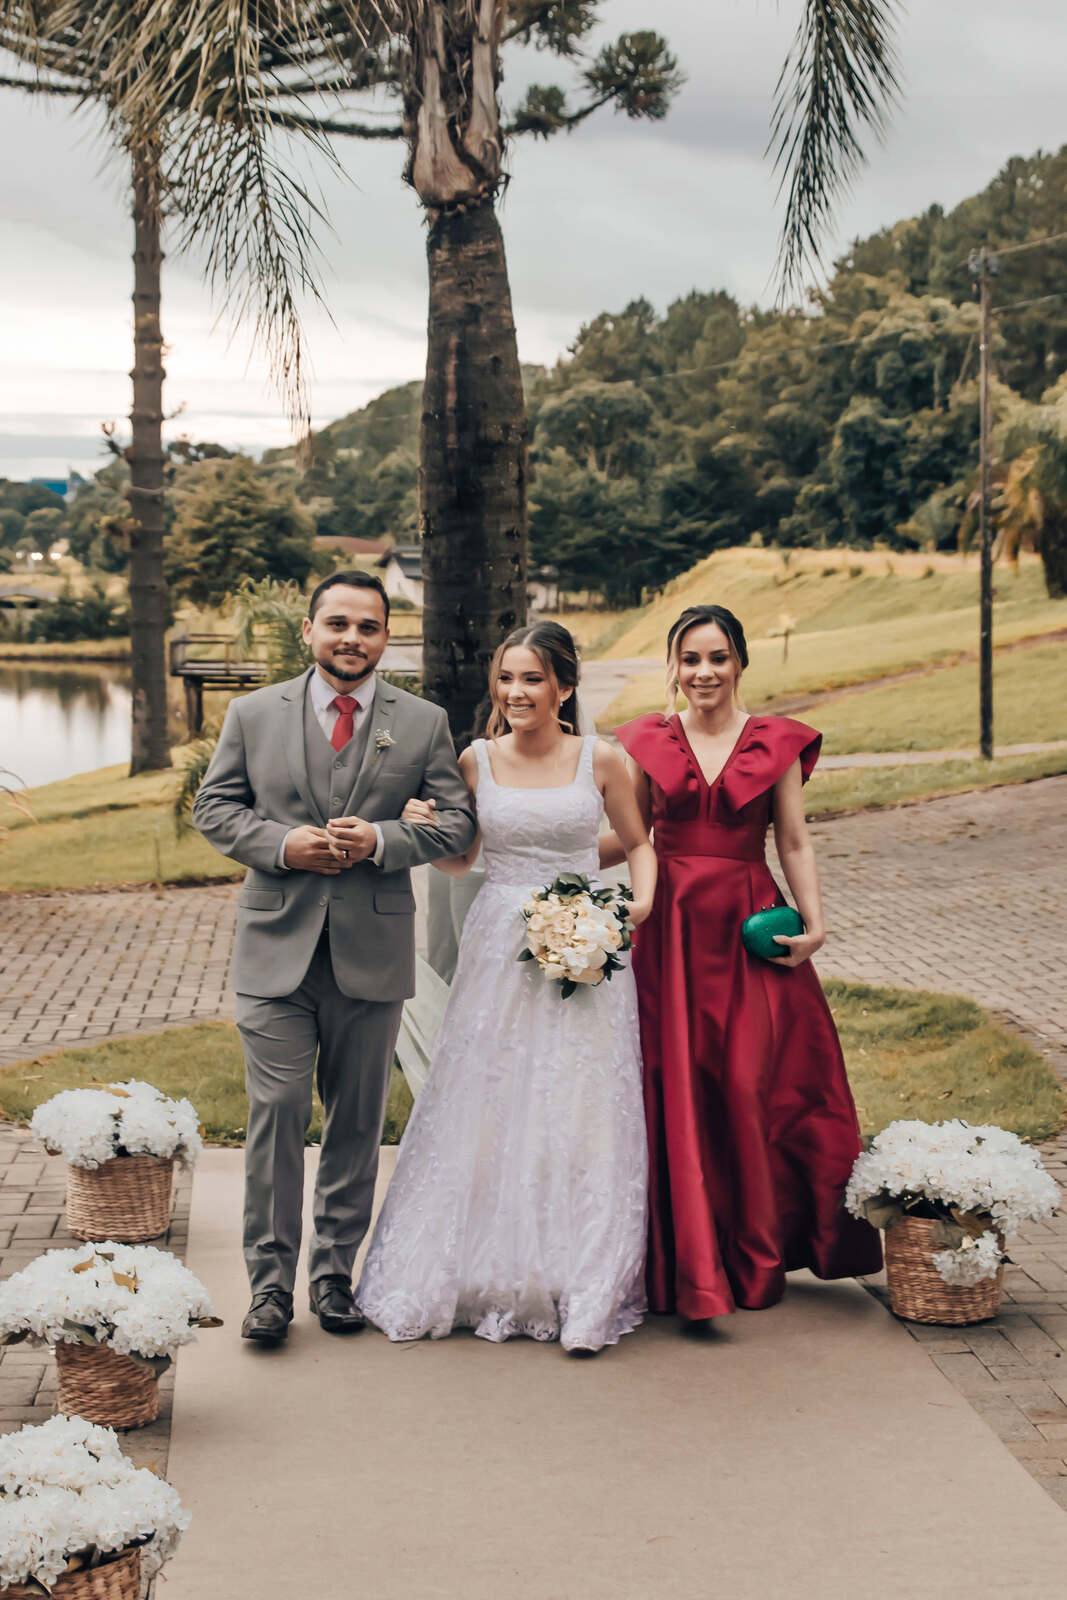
[950,1207,991,1239]
[517,948,536,962]
[0,1329,29,1346]
[194,1315,224,1329]
[929,1220,966,1249]
[560,979,577,999]
[21,1577,52,1596]
[60,1320,103,1347]
[125,1351,172,1377]
[862,1198,904,1230]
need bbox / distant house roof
[313,535,389,557]
[377,544,422,579]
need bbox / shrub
[27,584,128,642]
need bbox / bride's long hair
[485,621,581,740]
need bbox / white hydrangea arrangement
[846,1119,1060,1286]
[520,873,632,999]
[0,1244,221,1375]
[30,1081,202,1170]
[0,1414,188,1592]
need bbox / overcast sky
[1,0,1065,480]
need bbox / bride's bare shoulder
[592,737,625,784]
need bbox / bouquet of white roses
[846,1119,1060,1286]
[519,873,633,999]
[30,1080,202,1170]
[0,1414,188,1591]
[0,1243,221,1376]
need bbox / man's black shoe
[241,1289,293,1344]
[309,1275,365,1334]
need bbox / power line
[992,289,1067,317]
[986,229,1067,261]
[958,228,1067,270]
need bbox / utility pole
[970,245,997,759]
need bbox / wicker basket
[5,1546,140,1599]
[66,1155,174,1242]
[885,1215,1004,1325]
[55,1341,160,1430]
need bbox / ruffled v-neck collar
[671,713,753,791]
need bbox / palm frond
[172,732,219,835]
[229,576,310,683]
[26,0,390,426]
[769,0,902,298]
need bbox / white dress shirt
[277,668,385,870]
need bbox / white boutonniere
[374,728,395,758]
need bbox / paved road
[2,776,1063,1066]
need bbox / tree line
[12,141,1067,638]
[274,144,1067,606]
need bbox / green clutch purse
[741,904,805,961]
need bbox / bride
[356,621,656,1354]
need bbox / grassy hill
[598,547,1057,662]
[598,547,1066,736]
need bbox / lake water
[0,663,132,789]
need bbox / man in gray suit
[193,571,475,1345]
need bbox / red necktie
[330,695,358,751]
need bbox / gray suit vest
[302,681,373,821]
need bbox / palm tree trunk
[127,141,172,774]
[420,199,527,739]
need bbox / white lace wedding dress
[356,735,648,1351]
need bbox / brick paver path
[0,774,1065,1511]
[0,886,236,1065]
[0,1122,191,1478]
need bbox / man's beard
[318,649,374,684]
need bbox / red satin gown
[615,712,882,1320]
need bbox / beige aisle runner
[166,1150,1067,1600]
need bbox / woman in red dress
[610,604,881,1331]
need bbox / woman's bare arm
[595,742,656,924]
[769,759,826,967]
[599,754,652,870]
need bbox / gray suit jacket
[192,669,476,1001]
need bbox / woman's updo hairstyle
[664,605,749,713]
[486,620,581,739]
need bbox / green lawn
[0,1022,414,1146]
[817,640,1067,753]
[0,761,240,891]
[602,607,1067,724]
[806,749,1067,817]
[825,980,1065,1143]
[1,986,1059,1145]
